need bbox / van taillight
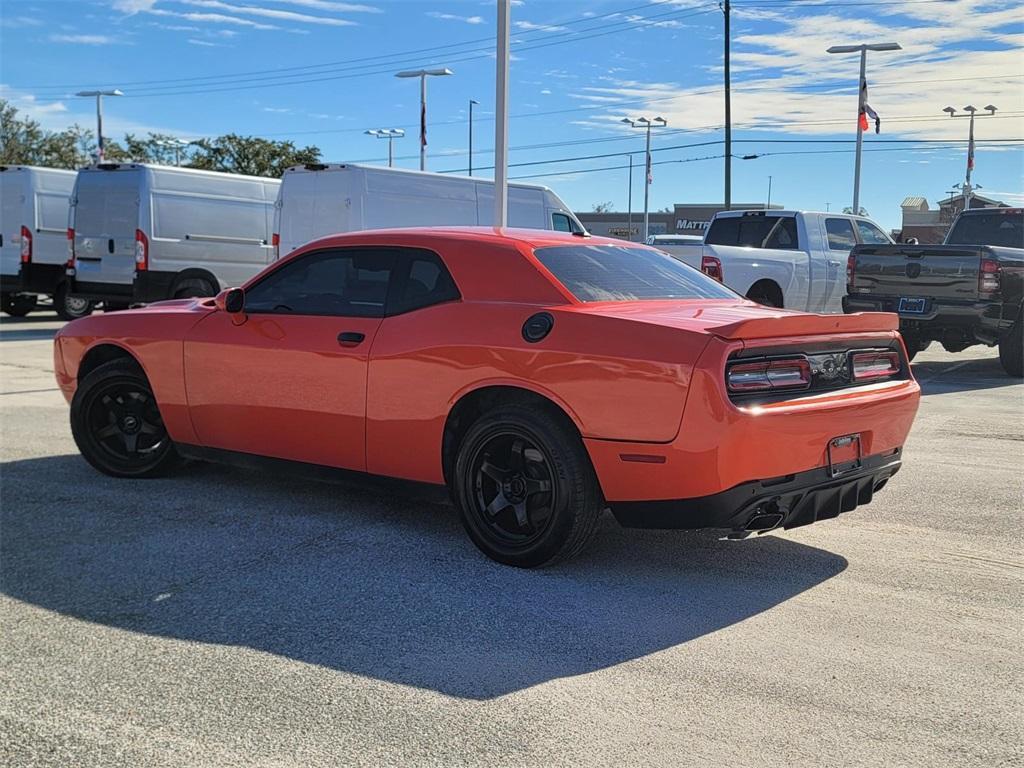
[979,258,1000,296]
[727,357,810,393]
[20,226,32,263]
[701,255,723,282]
[846,254,856,287]
[134,229,149,271]
[66,228,75,265]
[850,350,901,380]
[272,232,280,260]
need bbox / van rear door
[72,167,140,287]
[0,170,25,280]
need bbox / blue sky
[2,0,1022,230]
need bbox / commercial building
[899,193,1008,244]
[576,202,782,241]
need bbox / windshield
[533,244,737,302]
[946,211,1023,248]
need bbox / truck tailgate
[850,245,985,301]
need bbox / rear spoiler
[712,311,898,341]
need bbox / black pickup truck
[843,208,1023,377]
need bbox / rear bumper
[843,294,1014,343]
[610,450,901,531]
[67,270,176,304]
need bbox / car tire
[70,358,181,478]
[998,321,1023,378]
[452,404,604,567]
[173,277,217,299]
[55,282,94,321]
[1,292,38,317]
[103,302,131,312]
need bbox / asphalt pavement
[1,313,1021,767]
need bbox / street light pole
[627,153,633,242]
[75,89,123,163]
[622,116,667,242]
[494,0,511,227]
[395,68,453,171]
[468,99,479,176]
[365,128,405,167]
[826,42,901,215]
[767,175,772,209]
[723,0,732,211]
[943,104,997,210]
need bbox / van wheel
[998,322,1023,378]
[173,278,217,299]
[452,404,603,568]
[1,292,37,317]
[70,359,181,478]
[55,283,94,321]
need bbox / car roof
[299,226,641,250]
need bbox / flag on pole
[967,118,975,172]
[420,101,427,147]
[859,79,881,134]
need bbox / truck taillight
[850,350,901,380]
[134,229,149,271]
[979,258,1000,296]
[701,255,723,282]
[727,357,810,393]
[20,226,32,263]
[846,253,856,287]
[272,232,280,260]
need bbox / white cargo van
[67,164,280,306]
[0,165,90,319]
[273,163,584,258]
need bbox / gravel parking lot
[1,313,1021,768]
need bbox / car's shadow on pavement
[912,354,1020,395]
[1,454,848,701]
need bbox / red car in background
[54,228,920,567]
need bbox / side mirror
[214,287,245,314]
[904,237,919,245]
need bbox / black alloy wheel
[71,359,180,477]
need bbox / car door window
[552,213,573,232]
[244,248,395,317]
[856,220,891,244]
[825,218,857,250]
[765,217,800,250]
[388,251,461,315]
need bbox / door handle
[108,238,115,254]
[337,331,365,347]
[828,259,842,267]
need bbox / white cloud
[112,0,157,12]
[180,0,357,26]
[428,12,485,25]
[273,0,381,11]
[49,34,119,45]
[540,89,552,95]
[147,9,278,30]
[514,20,567,33]
[0,15,44,27]
[187,38,222,46]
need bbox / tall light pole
[365,128,405,167]
[75,89,123,163]
[494,0,511,227]
[826,42,901,215]
[468,99,479,176]
[395,68,453,171]
[622,116,667,242]
[943,104,997,210]
[627,153,634,242]
[155,138,190,166]
[723,0,732,210]
[767,175,773,209]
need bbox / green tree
[592,201,615,213]
[187,134,320,178]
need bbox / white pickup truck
[656,210,893,313]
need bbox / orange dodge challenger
[54,228,920,567]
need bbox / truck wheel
[173,277,217,299]
[998,322,1023,378]
[746,281,783,309]
[70,358,181,478]
[55,283,94,321]
[1,292,37,317]
[452,404,603,568]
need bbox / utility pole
[156,138,190,166]
[395,68,453,171]
[826,42,901,215]
[468,99,479,176]
[723,0,731,210]
[943,104,997,210]
[75,89,123,163]
[622,116,667,242]
[767,175,772,209]
[365,128,405,167]
[494,0,511,227]
[626,154,633,242]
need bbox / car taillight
[846,253,856,287]
[850,350,901,380]
[20,226,32,263]
[701,255,723,282]
[272,232,280,260]
[727,357,811,393]
[979,258,1000,296]
[134,229,149,271]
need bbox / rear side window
[856,220,891,245]
[946,211,1024,248]
[705,215,800,250]
[533,244,737,302]
[389,251,460,315]
[825,218,857,250]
